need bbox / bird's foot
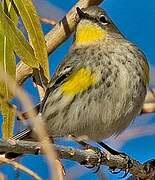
[80,143,104,173]
[68,135,104,173]
[97,141,133,178]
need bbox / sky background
[0,0,155,179]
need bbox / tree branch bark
[0,139,155,179]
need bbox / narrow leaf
[1,103,16,139]
[0,4,39,68]
[0,34,16,139]
[0,1,16,139]
[13,0,50,82]
[0,35,15,99]
[2,0,19,25]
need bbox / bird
[13,6,149,144]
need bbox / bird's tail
[0,104,40,160]
[0,128,32,160]
[12,128,32,140]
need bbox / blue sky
[0,0,155,179]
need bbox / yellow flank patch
[75,23,107,45]
[61,68,96,95]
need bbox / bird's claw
[80,143,104,173]
[109,152,133,178]
[97,141,133,178]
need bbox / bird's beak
[76,7,87,19]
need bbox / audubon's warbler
[15,6,149,141]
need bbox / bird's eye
[99,15,108,24]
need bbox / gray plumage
[14,6,149,141]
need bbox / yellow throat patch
[75,23,107,45]
[61,68,97,95]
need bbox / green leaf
[1,103,16,139]
[0,1,17,139]
[13,0,50,82]
[0,32,16,140]
[0,35,16,99]
[0,4,39,68]
[2,0,19,25]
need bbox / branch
[141,102,155,114]
[0,156,41,180]
[16,0,104,85]
[40,17,57,25]
[145,90,155,103]
[0,68,63,180]
[0,139,155,179]
[141,89,155,114]
[16,61,33,86]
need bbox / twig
[142,102,155,114]
[41,17,57,25]
[0,68,63,180]
[16,0,104,86]
[16,61,33,86]
[0,139,155,179]
[145,89,155,103]
[149,87,155,100]
[0,156,41,180]
[0,173,5,180]
[0,92,30,121]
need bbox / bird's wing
[40,49,80,111]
